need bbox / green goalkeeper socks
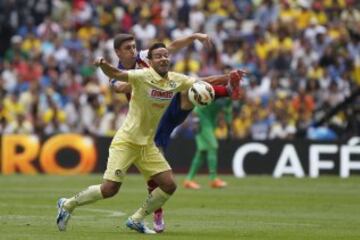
[187,149,218,180]
[207,148,218,180]
[186,150,204,180]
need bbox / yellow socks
[131,188,170,221]
[64,184,103,213]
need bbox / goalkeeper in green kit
[183,99,232,189]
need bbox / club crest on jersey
[150,89,174,100]
[168,80,176,88]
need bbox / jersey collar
[149,67,168,82]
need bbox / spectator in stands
[250,109,269,140]
[3,112,33,134]
[0,0,359,139]
[173,49,200,76]
[132,17,156,49]
[4,35,29,63]
[269,110,296,139]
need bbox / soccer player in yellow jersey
[56,43,197,234]
[108,33,244,233]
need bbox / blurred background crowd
[0,0,360,140]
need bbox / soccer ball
[188,81,215,106]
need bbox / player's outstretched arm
[200,74,229,86]
[109,79,132,93]
[200,69,247,86]
[94,57,129,82]
[168,33,212,54]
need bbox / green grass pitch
[1,174,360,240]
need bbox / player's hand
[228,69,247,100]
[193,33,212,49]
[229,69,247,83]
[94,57,105,67]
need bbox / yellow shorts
[103,139,171,182]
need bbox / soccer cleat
[210,178,228,188]
[56,198,71,231]
[126,217,156,234]
[228,70,246,100]
[153,211,165,233]
[183,180,201,189]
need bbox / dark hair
[147,42,167,59]
[113,33,134,49]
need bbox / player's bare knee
[101,181,121,198]
[161,181,177,195]
[170,181,177,193]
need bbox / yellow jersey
[113,67,195,145]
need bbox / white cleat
[56,198,71,231]
[126,217,156,234]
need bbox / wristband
[110,79,117,87]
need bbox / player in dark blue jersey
[108,33,244,233]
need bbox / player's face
[116,40,137,64]
[150,48,170,77]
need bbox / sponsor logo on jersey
[150,89,174,100]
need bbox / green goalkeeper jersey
[194,99,232,150]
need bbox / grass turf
[0,174,359,240]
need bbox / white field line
[0,215,108,221]
[0,203,126,217]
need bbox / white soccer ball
[188,81,215,106]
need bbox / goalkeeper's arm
[200,69,247,86]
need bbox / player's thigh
[104,141,140,182]
[180,91,194,110]
[135,144,171,180]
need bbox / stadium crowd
[0,0,360,140]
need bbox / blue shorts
[155,93,192,150]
